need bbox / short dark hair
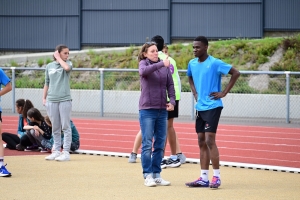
[194,36,209,46]
[151,35,164,51]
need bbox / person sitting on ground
[23,108,52,153]
[1,99,34,151]
[42,116,80,152]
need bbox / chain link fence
[1,67,300,123]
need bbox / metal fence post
[11,67,16,113]
[285,71,290,123]
[99,68,104,117]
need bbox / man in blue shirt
[0,68,12,177]
[185,36,240,189]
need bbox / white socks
[201,169,221,181]
[0,157,4,166]
[213,169,220,178]
[200,170,209,181]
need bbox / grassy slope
[11,34,300,93]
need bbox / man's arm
[0,82,12,96]
[210,67,240,99]
[188,76,198,101]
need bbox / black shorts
[195,107,223,133]
[0,111,2,122]
[168,100,179,120]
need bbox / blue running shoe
[185,177,209,187]
[0,164,12,177]
[210,176,221,188]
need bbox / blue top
[18,114,30,137]
[0,68,11,112]
[187,55,231,111]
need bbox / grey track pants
[46,100,72,152]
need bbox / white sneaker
[55,151,70,161]
[154,177,171,186]
[45,151,61,160]
[144,175,156,187]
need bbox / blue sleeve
[186,61,192,77]
[215,59,232,75]
[17,115,26,137]
[0,68,10,86]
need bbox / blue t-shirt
[187,55,231,111]
[0,68,11,112]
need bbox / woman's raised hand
[53,50,61,60]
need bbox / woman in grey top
[138,42,176,187]
[43,44,73,161]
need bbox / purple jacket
[139,58,176,110]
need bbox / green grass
[10,60,18,67]
[8,34,300,94]
[37,59,44,67]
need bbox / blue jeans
[139,109,168,179]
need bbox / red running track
[2,116,300,168]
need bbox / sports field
[2,115,300,199]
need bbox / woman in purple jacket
[138,42,176,187]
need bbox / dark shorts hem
[168,100,179,120]
[195,107,223,133]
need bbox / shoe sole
[45,158,56,160]
[185,184,209,188]
[156,183,171,186]
[0,174,12,177]
[55,158,70,161]
[45,156,60,160]
[210,184,220,188]
[128,160,136,163]
[144,183,156,187]
[166,163,181,168]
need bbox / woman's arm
[23,125,35,130]
[54,50,71,72]
[43,85,49,106]
[139,60,165,76]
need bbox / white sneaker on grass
[154,177,171,186]
[55,151,70,161]
[45,151,61,160]
[144,175,156,187]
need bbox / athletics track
[3,115,300,171]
